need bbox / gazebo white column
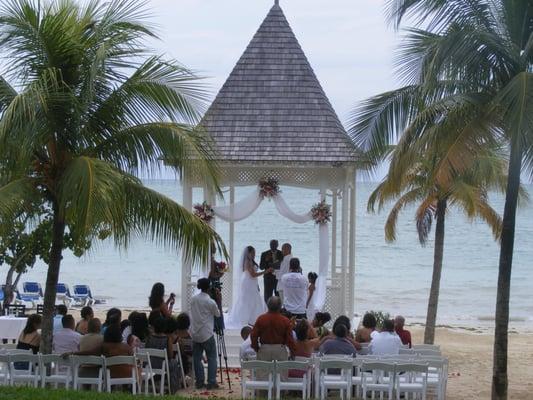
[348,167,356,317]
[180,176,193,312]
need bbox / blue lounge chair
[0,285,4,303]
[72,285,95,306]
[56,283,73,307]
[18,282,43,308]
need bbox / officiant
[259,240,283,303]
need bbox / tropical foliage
[350,1,533,398]
[0,0,224,354]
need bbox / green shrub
[366,310,391,330]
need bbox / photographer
[208,258,226,333]
[149,282,175,318]
[190,278,220,390]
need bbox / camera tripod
[214,326,231,389]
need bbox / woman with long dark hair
[149,282,174,318]
[17,314,42,353]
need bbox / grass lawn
[0,387,203,400]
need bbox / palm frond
[384,187,425,242]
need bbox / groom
[259,239,283,303]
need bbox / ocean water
[4,180,532,331]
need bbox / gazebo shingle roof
[201,4,360,165]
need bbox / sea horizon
[3,179,532,333]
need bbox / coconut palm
[0,0,224,353]
[350,1,533,397]
[368,147,509,344]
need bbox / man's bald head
[394,315,405,329]
[267,296,282,313]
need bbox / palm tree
[0,0,224,353]
[350,1,533,397]
[368,148,507,344]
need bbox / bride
[227,246,272,327]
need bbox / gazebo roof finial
[274,0,279,6]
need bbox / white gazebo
[180,2,362,317]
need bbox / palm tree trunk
[424,198,447,344]
[40,203,66,354]
[492,142,522,400]
[2,265,17,310]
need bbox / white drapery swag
[212,188,328,313]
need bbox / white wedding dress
[227,258,266,328]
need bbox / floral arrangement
[213,260,229,273]
[258,177,281,199]
[311,200,332,225]
[193,201,215,223]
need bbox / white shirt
[280,272,308,314]
[190,292,220,343]
[53,315,63,331]
[239,337,256,360]
[53,328,81,354]
[369,331,403,355]
[276,254,293,284]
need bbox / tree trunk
[424,198,447,344]
[492,142,522,400]
[40,203,66,354]
[2,265,17,310]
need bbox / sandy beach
[90,309,533,399]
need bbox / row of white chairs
[241,354,448,400]
[0,348,173,395]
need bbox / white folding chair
[412,344,440,351]
[172,342,188,388]
[72,355,104,392]
[8,353,40,387]
[0,354,9,386]
[135,350,156,395]
[240,360,275,400]
[352,358,374,398]
[105,355,138,394]
[414,349,441,357]
[395,363,428,400]
[399,348,416,355]
[318,359,353,400]
[0,344,18,351]
[275,359,311,399]
[417,357,448,400]
[40,354,72,388]
[142,348,170,395]
[361,361,396,400]
[313,355,352,397]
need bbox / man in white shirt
[276,243,293,302]
[53,304,68,331]
[280,258,308,319]
[53,314,81,354]
[370,319,403,355]
[190,278,221,390]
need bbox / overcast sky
[147,0,400,121]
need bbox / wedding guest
[326,315,361,350]
[79,318,103,352]
[289,319,320,378]
[17,314,41,353]
[190,278,220,390]
[251,297,295,366]
[277,243,293,301]
[259,240,283,303]
[102,324,134,379]
[394,315,412,348]
[306,272,318,309]
[355,313,378,343]
[75,306,94,335]
[53,315,81,354]
[280,258,308,319]
[127,312,149,351]
[370,319,403,355]
[174,313,193,376]
[311,312,332,338]
[102,308,121,334]
[146,316,179,394]
[319,323,357,356]
[53,304,68,331]
[149,282,175,318]
[239,326,256,360]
